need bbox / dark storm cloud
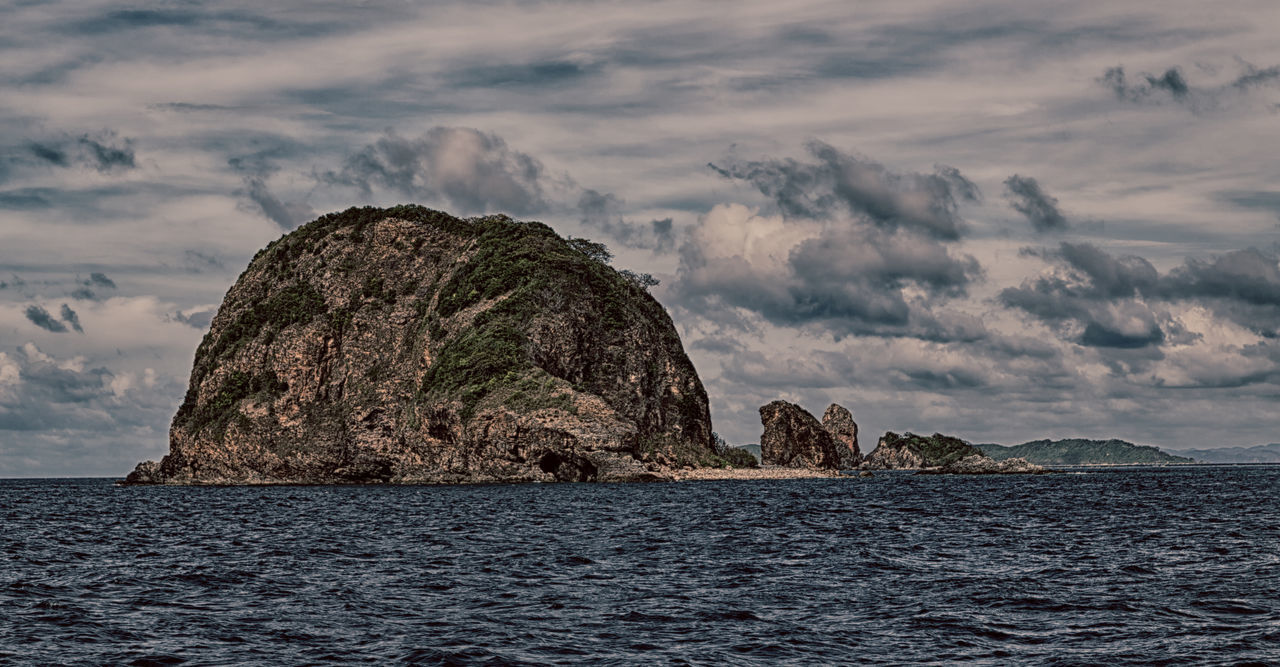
[1054,242,1159,298]
[28,142,70,167]
[24,305,68,332]
[174,308,216,330]
[1159,249,1280,335]
[446,59,603,89]
[77,134,136,172]
[0,189,53,209]
[1101,66,1189,102]
[1001,242,1166,349]
[69,272,115,301]
[242,174,314,230]
[689,335,745,355]
[59,304,83,333]
[59,7,346,41]
[709,140,978,240]
[1007,242,1280,346]
[182,250,225,273]
[577,189,676,253]
[675,142,987,339]
[1079,322,1164,349]
[1100,61,1280,109]
[18,132,136,174]
[147,102,235,113]
[1216,190,1280,217]
[322,127,554,216]
[1162,248,1280,306]
[1231,64,1280,90]
[1004,174,1068,233]
[228,152,316,230]
[0,344,182,443]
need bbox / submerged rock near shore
[126,206,717,485]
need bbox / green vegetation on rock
[880,432,983,466]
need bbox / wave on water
[1,466,1278,664]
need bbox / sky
[3,0,1280,476]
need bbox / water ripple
[1,466,1278,664]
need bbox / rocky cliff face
[126,206,716,484]
[758,401,840,469]
[862,432,985,470]
[821,404,861,469]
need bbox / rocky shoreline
[669,466,843,481]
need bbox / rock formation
[758,401,840,469]
[863,432,1047,474]
[862,431,985,470]
[916,455,1047,475]
[125,206,716,484]
[821,404,861,469]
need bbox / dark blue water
[2,466,1278,665]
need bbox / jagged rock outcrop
[821,404,861,469]
[862,431,985,470]
[916,455,1047,475]
[124,206,715,485]
[758,401,840,469]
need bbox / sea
[2,465,1277,665]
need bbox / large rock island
[126,206,718,484]
[863,432,1045,474]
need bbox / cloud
[24,305,68,333]
[1100,61,1280,110]
[21,131,137,173]
[1160,248,1280,336]
[709,140,978,240]
[1000,242,1168,348]
[322,127,559,216]
[446,58,604,89]
[28,142,70,167]
[88,272,116,289]
[671,201,982,340]
[674,143,984,340]
[1101,66,1188,102]
[1215,190,1280,219]
[577,189,676,252]
[242,173,314,230]
[173,306,217,330]
[78,134,136,172]
[1232,63,1280,91]
[59,304,83,333]
[182,250,226,273]
[0,343,183,475]
[1004,175,1068,233]
[1004,242,1280,348]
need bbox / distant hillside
[1167,444,1280,463]
[977,439,1193,465]
[736,444,761,463]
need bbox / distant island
[1165,444,1280,464]
[977,439,1193,465]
